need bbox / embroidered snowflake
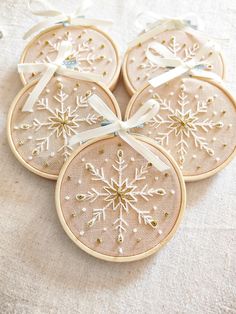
[148,86,224,165]
[39,31,104,73]
[17,87,101,161]
[140,36,200,72]
[76,149,166,243]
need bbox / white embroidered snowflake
[140,36,200,72]
[148,87,224,165]
[39,31,104,73]
[17,87,101,161]
[76,149,166,243]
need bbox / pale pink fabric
[59,136,184,258]
[126,77,236,178]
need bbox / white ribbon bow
[129,12,204,48]
[18,41,100,112]
[24,0,113,40]
[129,11,229,48]
[69,94,169,172]
[147,41,224,88]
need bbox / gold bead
[32,148,39,156]
[150,220,158,227]
[18,140,24,146]
[88,221,93,227]
[57,82,63,90]
[117,234,123,243]
[118,150,123,157]
[43,161,49,168]
[207,97,214,104]
[76,194,84,200]
[21,123,31,130]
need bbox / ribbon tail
[190,69,224,84]
[22,65,56,112]
[149,65,188,88]
[18,63,48,74]
[56,67,101,82]
[118,131,169,172]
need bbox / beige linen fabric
[0,0,235,313]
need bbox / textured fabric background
[0,0,235,313]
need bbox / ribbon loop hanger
[24,0,113,40]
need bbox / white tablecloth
[0,0,235,313]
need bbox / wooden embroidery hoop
[122,29,226,96]
[125,77,236,182]
[7,79,122,180]
[55,134,186,262]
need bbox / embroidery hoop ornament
[55,95,186,262]
[20,0,121,90]
[122,13,226,95]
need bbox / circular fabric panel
[56,135,186,262]
[125,77,236,181]
[20,25,121,90]
[7,76,121,179]
[123,29,225,95]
